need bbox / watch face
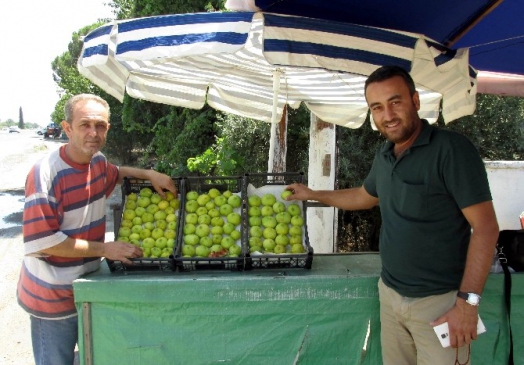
[467,294,480,305]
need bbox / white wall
[485,161,524,230]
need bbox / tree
[438,94,524,160]
[103,0,228,172]
[129,0,225,17]
[186,105,311,176]
[0,119,16,128]
[18,107,24,129]
[107,0,133,19]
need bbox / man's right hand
[282,184,379,211]
[283,183,313,201]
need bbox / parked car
[9,127,20,133]
[36,127,46,135]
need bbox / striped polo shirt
[17,145,119,319]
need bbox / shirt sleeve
[363,153,380,198]
[442,133,492,209]
[23,165,68,255]
[105,162,119,198]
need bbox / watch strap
[457,291,481,305]
[457,291,469,301]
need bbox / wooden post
[268,105,288,173]
[82,302,93,365]
[307,113,337,253]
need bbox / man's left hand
[148,170,177,198]
[430,299,479,348]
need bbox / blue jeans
[30,315,78,365]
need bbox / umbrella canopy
[78,11,476,127]
[227,0,524,76]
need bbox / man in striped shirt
[17,94,177,365]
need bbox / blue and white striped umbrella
[78,11,477,128]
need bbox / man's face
[365,76,420,144]
[62,100,110,163]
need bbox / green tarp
[74,254,514,365]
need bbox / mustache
[384,118,401,126]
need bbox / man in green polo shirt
[285,65,499,365]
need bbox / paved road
[0,130,58,364]
[0,129,119,364]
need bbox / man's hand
[283,183,313,201]
[430,299,478,348]
[147,170,177,198]
[103,241,143,265]
[283,183,378,211]
[118,167,178,198]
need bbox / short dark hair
[365,65,416,96]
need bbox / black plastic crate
[173,176,245,271]
[242,172,314,270]
[109,177,182,272]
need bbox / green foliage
[187,137,243,176]
[336,115,384,252]
[186,104,311,177]
[0,119,17,128]
[213,114,270,174]
[98,0,228,172]
[439,94,524,160]
[107,0,134,19]
[336,114,385,188]
[119,96,166,165]
[285,105,311,174]
[132,105,218,176]
[130,0,225,17]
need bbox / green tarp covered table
[74,253,515,365]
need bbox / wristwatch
[457,291,481,306]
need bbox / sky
[0,0,115,126]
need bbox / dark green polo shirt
[364,120,492,297]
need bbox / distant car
[44,123,61,139]
[36,128,46,135]
[9,127,20,133]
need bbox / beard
[377,115,419,144]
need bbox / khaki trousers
[378,278,471,365]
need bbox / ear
[61,121,72,138]
[412,91,421,111]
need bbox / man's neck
[64,144,92,165]
[393,118,423,158]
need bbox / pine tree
[18,107,24,130]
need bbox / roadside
[0,131,120,364]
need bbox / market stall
[74,253,516,365]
